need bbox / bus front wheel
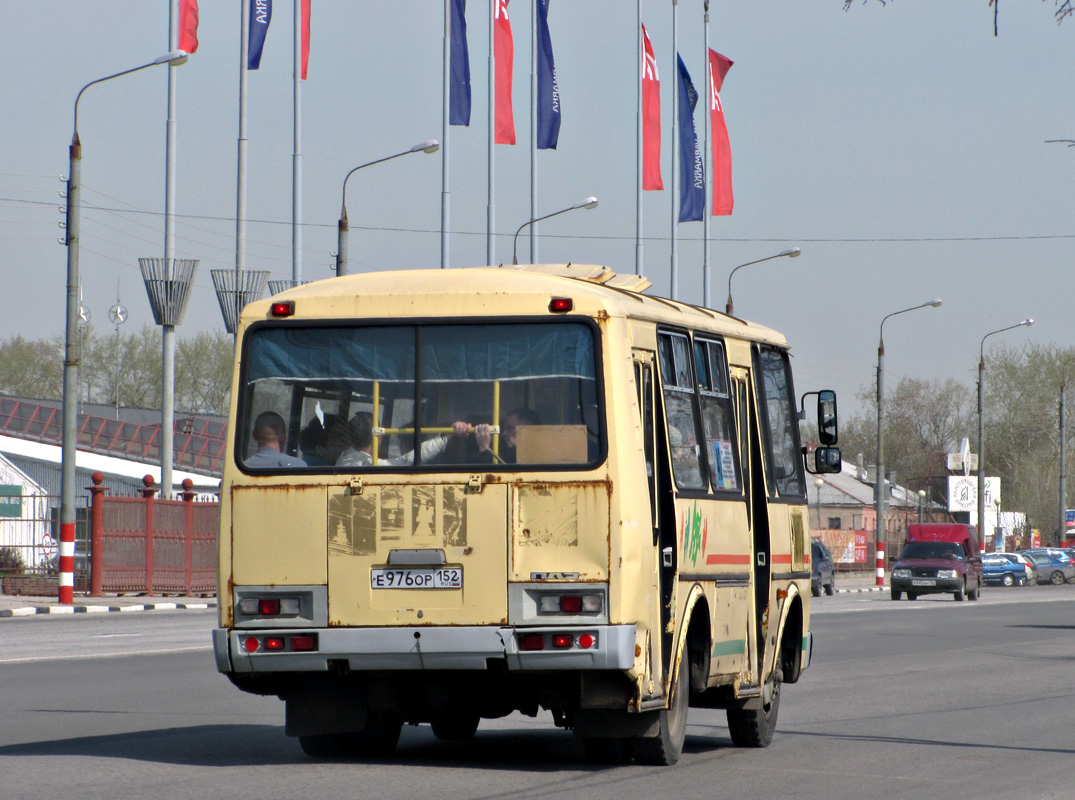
[727,668,781,748]
[632,659,689,765]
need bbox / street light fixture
[724,248,800,317]
[875,299,942,566]
[336,139,440,277]
[977,319,1033,549]
[60,51,189,605]
[917,489,927,524]
[512,197,599,266]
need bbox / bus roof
[245,264,790,348]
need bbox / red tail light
[518,634,545,651]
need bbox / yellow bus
[212,263,840,765]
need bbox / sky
[1,1,1073,427]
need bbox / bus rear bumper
[214,624,637,674]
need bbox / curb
[0,601,217,618]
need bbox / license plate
[911,579,936,587]
[371,567,463,589]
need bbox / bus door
[633,350,666,691]
[732,369,770,686]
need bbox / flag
[641,24,662,191]
[248,0,272,69]
[535,0,560,149]
[494,0,515,144]
[178,0,199,54]
[450,0,472,126]
[708,48,734,216]
[300,0,311,80]
[676,54,704,222]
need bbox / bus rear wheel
[431,711,480,741]
[632,659,689,766]
[727,668,781,748]
[347,711,403,758]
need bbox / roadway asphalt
[0,571,883,617]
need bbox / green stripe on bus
[711,639,746,657]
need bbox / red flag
[300,0,311,80]
[641,24,662,191]
[178,0,199,54]
[494,0,515,144]
[708,49,733,216]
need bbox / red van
[890,523,983,601]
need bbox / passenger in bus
[298,414,348,466]
[472,408,542,464]
[245,411,307,468]
[336,412,472,467]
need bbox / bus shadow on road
[0,724,737,770]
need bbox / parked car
[996,552,1037,585]
[981,553,1026,586]
[811,540,836,597]
[1019,551,1075,585]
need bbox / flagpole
[529,0,538,264]
[635,0,643,277]
[236,0,249,341]
[442,0,451,269]
[702,0,711,308]
[292,0,303,283]
[487,0,495,265]
[670,0,679,301]
[161,0,180,499]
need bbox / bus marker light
[264,637,285,651]
[552,634,573,649]
[243,637,259,653]
[270,301,295,317]
[549,297,573,313]
[578,634,595,649]
[519,634,545,651]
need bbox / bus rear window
[237,321,602,471]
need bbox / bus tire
[347,711,403,758]
[431,712,480,741]
[726,668,781,748]
[632,658,689,766]
[298,733,348,759]
[582,737,634,764]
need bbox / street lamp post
[60,50,189,605]
[336,140,439,277]
[875,300,942,581]
[977,319,1033,548]
[512,198,599,266]
[724,248,801,317]
[917,489,927,524]
[1058,356,1074,546]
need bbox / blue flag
[248,0,272,70]
[450,0,472,126]
[677,54,705,223]
[536,0,560,149]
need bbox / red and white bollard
[58,521,75,604]
[875,542,886,587]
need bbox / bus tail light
[552,634,573,649]
[537,593,602,615]
[290,635,317,652]
[238,596,301,617]
[264,637,286,651]
[519,634,545,651]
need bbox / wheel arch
[775,587,806,685]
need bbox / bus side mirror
[814,446,841,474]
[817,390,838,446]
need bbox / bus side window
[753,346,806,498]
[657,332,706,491]
[694,338,740,493]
